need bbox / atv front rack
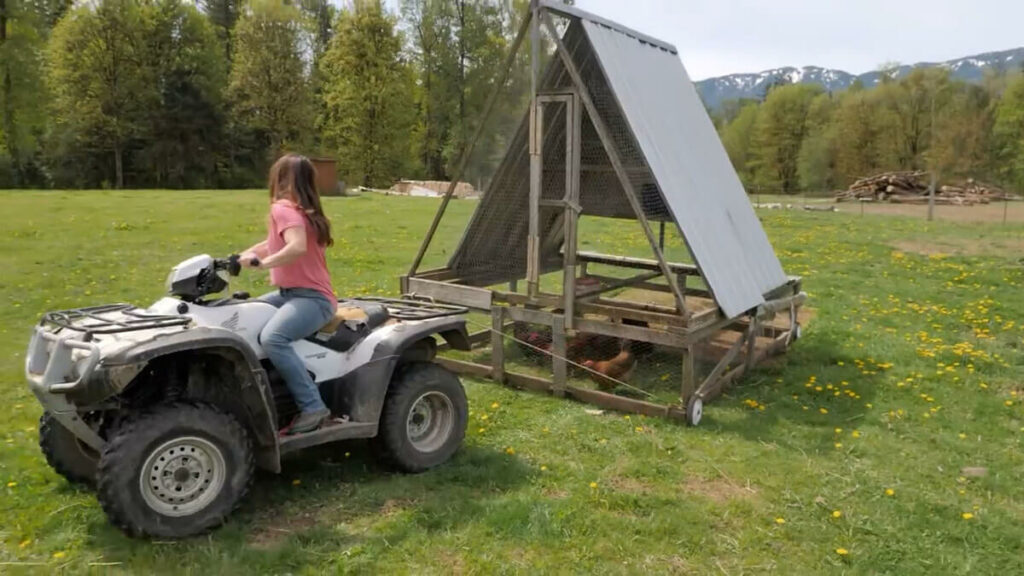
[41,303,190,338]
[354,297,467,321]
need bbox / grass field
[2,190,1024,574]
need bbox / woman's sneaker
[281,408,331,435]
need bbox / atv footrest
[278,420,377,455]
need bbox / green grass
[1,190,1023,574]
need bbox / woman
[241,154,336,434]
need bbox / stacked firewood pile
[834,171,1011,205]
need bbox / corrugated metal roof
[581,20,788,317]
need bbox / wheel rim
[406,391,455,453]
[139,436,226,517]
[689,398,703,425]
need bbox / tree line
[0,0,544,189]
[714,68,1024,194]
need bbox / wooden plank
[574,317,686,348]
[681,345,695,404]
[551,315,567,397]
[541,12,687,316]
[505,305,556,326]
[695,327,748,398]
[491,307,506,383]
[578,300,686,327]
[566,386,672,419]
[408,9,532,277]
[406,277,493,310]
[576,271,662,299]
[576,251,701,277]
[506,371,555,393]
[563,92,581,331]
[436,357,492,379]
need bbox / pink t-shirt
[266,200,337,309]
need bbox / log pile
[834,171,1010,205]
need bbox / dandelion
[18,540,30,549]
[1005,400,1014,407]
[345,452,351,458]
[540,465,548,471]
[885,488,895,496]
[832,510,842,518]
[835,548,849,556]
[505,447,516,455]
[589,481,598,489]
[480,414,488,421]
[961,512,974,520]
[292,479,301,486]
[6,481,16,488]
[478,427,485,433]
[958,433,966,439]
[834,428,843,434]
[851,430,861,438]
[53,551,66,559]
[491,402,500,409]
[819,407,828,414]
[775,517,786,525]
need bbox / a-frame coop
[401,0,806,425]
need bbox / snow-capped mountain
[695,47,1024,110]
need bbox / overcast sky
[569,0,1024,80]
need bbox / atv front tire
[97,402,253,538]
[373,362,468,473]
[39,412,99,487]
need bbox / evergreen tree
[320,0,415,187]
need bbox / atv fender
[103,327,281,472]
[319,319,469,424]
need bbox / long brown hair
[268,154,333,247]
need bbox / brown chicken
[582,348,636,391]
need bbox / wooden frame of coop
[400,0,806,425]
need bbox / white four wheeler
[26,254,471,538]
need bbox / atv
[26,254,471,538]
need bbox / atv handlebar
[214,255,259,277]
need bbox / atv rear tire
[96,402,253,538]
[39,412,99,487]
[373,362,467,473]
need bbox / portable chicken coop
[401,0,806,425]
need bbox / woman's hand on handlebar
[240,252,261,269]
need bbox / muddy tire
[373,362,467,473]
[39,412,99,487]
[96,402,253,539]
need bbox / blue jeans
[259,288,334,413]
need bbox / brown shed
[310,157,340,196]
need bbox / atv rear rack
[355,297,467,321]
[41,303,190,338]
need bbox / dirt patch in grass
[247,509,321,549]
[682,474,758,503]
[379,498,415,517]
[893,238,1024,258]
[608,475,655,495]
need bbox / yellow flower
[819,407,828,414]
[961,512,974,520]
[834,443,842,449]
[885,488,895,496]
[1005,400,1014,407]
[477,427,485,433]
[832,510,842,518]
[344,452,351,458]
[835,548,849,556]
[292,479,301,486]
[775,517,786,525]
[480,414,488,421]
[834,428,843,434]
[542,426,549,433]
[53,551,66,559]
[6,481,16,488]
[958,433,966,439]
[589,481,598,489]
[18,539,30,549]
[505,447,515,455]
[540,465,548,471]
[490,402,499,409]
[851,430,861,438]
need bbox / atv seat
[308,301,392,352]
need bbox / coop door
[527,92,582,317]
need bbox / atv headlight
[165,268,176,294]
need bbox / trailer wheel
[39,412,99,487]
[96,402,253,538]
[373,362,467,473]
[686,396,703,427]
